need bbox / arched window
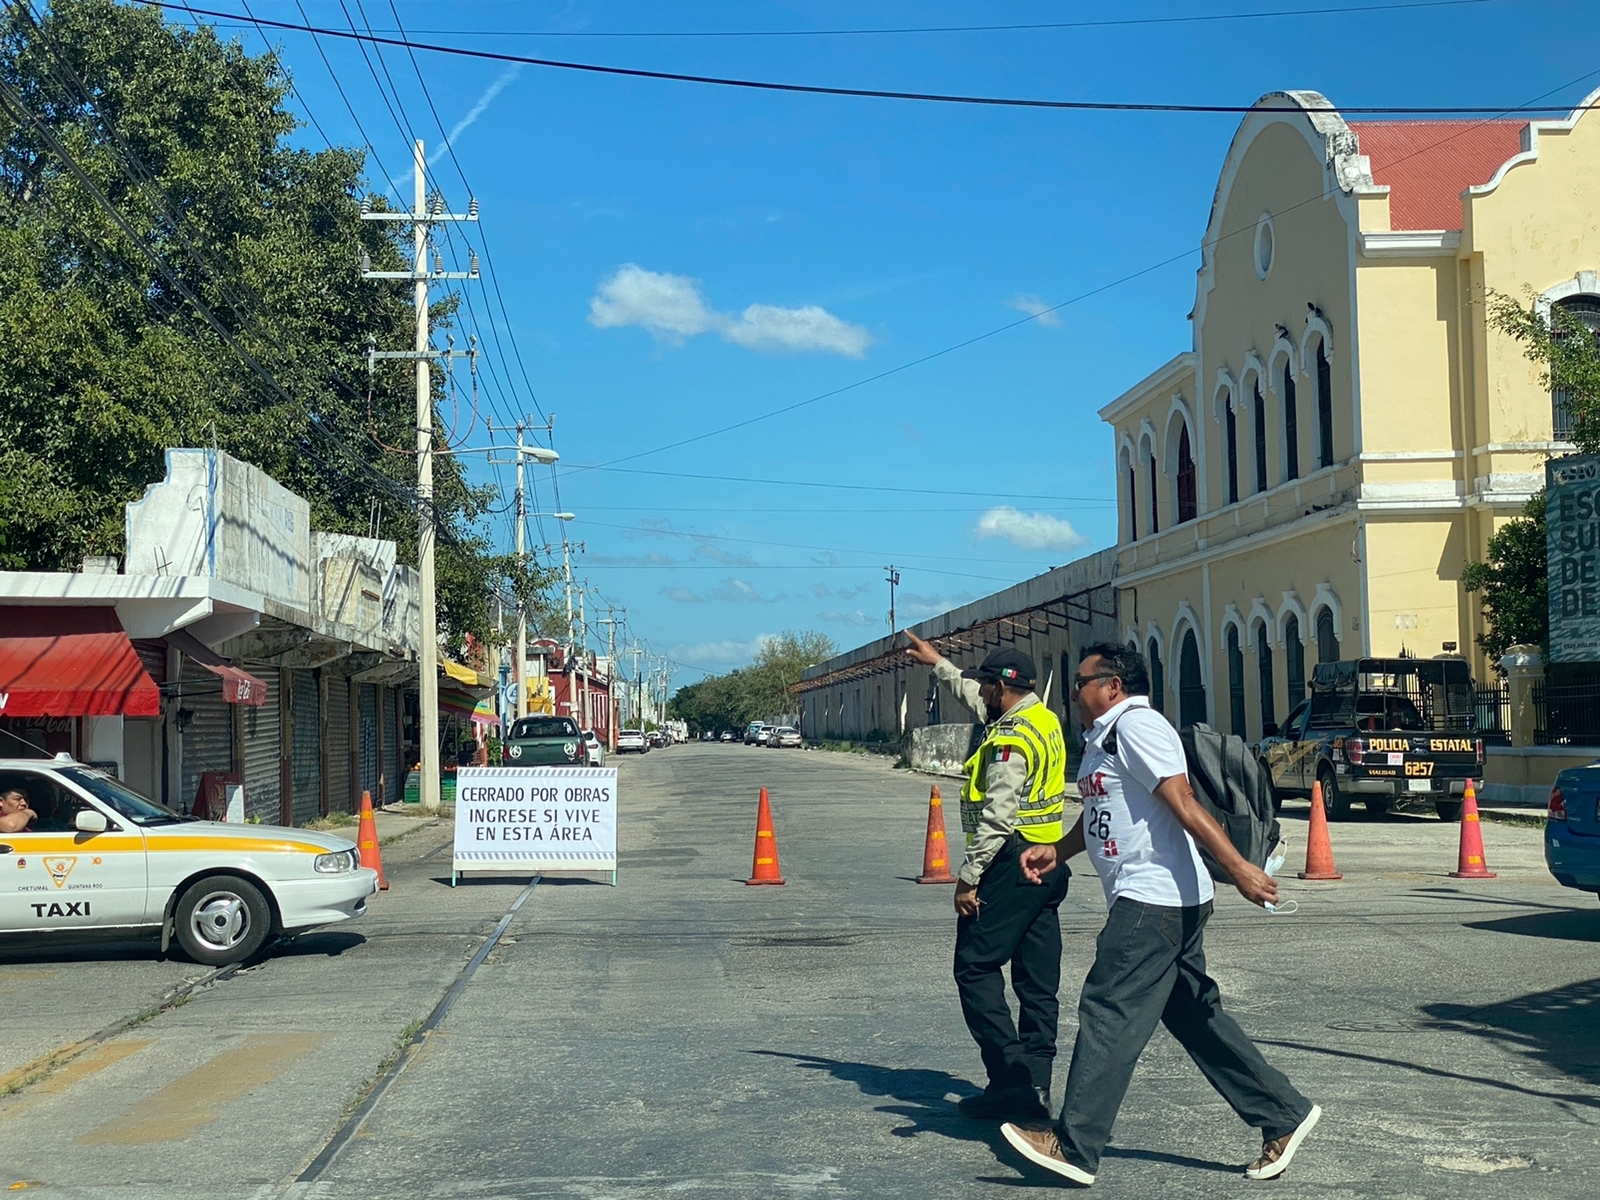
[1315,341,1333,469]
[1316,608,1339,663]
[1125,458,1138,542]
[1285,614,1306,703]
[1148,638,1165,716]
[1553,296,1600,441]
[1227,626,1246,738]
[1179,630,1206,728]
[1224,394,1240,505]
[1253,382,1269,494]
[1282,360,1299,482]
[1256,622,1276,731]
[1147,453,1160,535]
[1176,425,1197,524]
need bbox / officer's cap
[961,648,1036,689]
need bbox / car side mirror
[1262,722,1279,738]
[75,809,109,834]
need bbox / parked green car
[501,715,587,766]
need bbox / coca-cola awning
[164,627,267,706]
[0,606,160,718]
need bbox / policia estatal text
[905,635,1067,1121]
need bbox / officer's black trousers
[953,834,1071,1095]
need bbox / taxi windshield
[61,767,186,826]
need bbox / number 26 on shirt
[1087,806,1119,858]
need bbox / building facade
[1103,89,1600,741]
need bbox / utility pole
[577,584,590,732]
[514,421,528,720]
[886,565,901,636]
[361,139,478,812]
[597,607,624,752]
[887,564,903,734]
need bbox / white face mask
[1261,841,1299,915]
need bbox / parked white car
[616,729,648,753]
[769,727,803,748]
[0,757,377,966]
[581,730,605,766]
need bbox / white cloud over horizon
[1006,293,1061,327]
[818,609,877,628]
[588,264,872,357]
[662,577,787,605]
[671,634,777,669]
[974,507,1087,552]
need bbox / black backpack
[1103,717,1281,883]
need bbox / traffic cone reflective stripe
[357,789,388,891]
[917,784,957,885]
[746,788,785,885]
[1299,780,1343,881]
[1449,780,1497,879]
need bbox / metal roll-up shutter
[242,665,282,823]
[291,669,322,825]
[389,687,407,804]
[358,683,379,801]
[179,659,232,815]
[131,639,168,685]
[325,675,352,814]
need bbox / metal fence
[1535,680,1600,746]
[1475,686,1512,745]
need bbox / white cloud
[672,634,777,669]
[1006,293,1061,327]
[722,303,872,357]
[819,609,878,628]
[974,507,1087,552]
[588,264,871,357]
[662,586,704,604]
[710,578,786,604]
[901,590,978,619]
[589,264,715,340]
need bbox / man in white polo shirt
[1001,643,1320,1186]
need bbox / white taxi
[0,757,378,965]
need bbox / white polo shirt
[1076,696,1214,908]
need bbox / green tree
[667,630,837,732]
[1462,494,1547,669]
[0,0,550,643]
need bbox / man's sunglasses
[1070,672,1116,692]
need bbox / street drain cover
[731,934,860,948]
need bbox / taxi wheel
[174,875,273,966]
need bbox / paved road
[0,744,1596,1197]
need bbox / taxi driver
[0,789,36,833]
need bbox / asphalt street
[0,743,1597,1198]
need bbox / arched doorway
[1179,630,1207,728]
[1147,638,1165,715]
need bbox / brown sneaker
[1246,1104,1322,1180]
[1000,1122,1095,1185]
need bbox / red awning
[164,628,268,707]
[0,606,160,718]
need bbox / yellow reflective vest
[960,700,1067,845]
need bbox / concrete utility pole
[597,607,624,751]
[577,584,590,732]
[361,139,478,812]
[886,565,900,635]
[514,421,528,720]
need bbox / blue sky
[206,0,1600,682]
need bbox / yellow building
[1100,89,1600,745]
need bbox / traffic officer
[904,632,1069,1121]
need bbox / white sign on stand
[452,766,618,885]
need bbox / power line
[247,0,1499,39]
[568,464,1119,501]
[134,2,1596,116]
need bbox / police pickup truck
[1256,657,1483,822]
[501,715,588,766]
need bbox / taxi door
[0,768,149,932]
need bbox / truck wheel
[1434,800,1464,822]
[1318,767,1352,822]
[174,874,273,966]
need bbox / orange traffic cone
[357,789,388,891]
[1299,780,1343,881]
[916,784,957,885]
[746,787,785,886]
[1449,780,1496,879]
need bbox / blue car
[1546,763,1600,896]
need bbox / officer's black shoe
[958,1086,1048,1121]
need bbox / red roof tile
[1346,120,1526,230]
